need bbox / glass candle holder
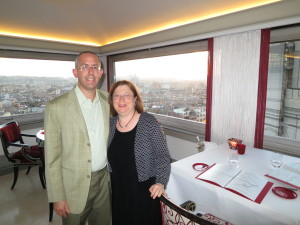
[227,138,242,150]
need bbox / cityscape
[0,76,76,116]
[0,75,207,123]
[118,76,207,122]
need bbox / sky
[115,51,208,81]
[0,58,74,78]
[0,51,208,80]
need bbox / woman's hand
[149,183,165,199]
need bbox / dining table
[166,143,300,225]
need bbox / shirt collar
[75,85,99,104]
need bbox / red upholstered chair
[160,195,232,225]
[0,121,45,189]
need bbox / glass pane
[265,40,300,141]
[115,51,208,123]
[0,58,76,117]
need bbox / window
[109,41,208,140]
[115,52,208,123]
[264,25,300,155]
[265,40,300,141]
[0,53,76,124]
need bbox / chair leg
[11,166,19,190]
[26,166,32,175]
[38,166,46,189]
[49,202,54,222]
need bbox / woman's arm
[150,116,171,187]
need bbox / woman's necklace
[118,111,136,128]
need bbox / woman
[107,80,171,225]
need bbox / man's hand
[54,200,71,218]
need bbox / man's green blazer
[44,88,110,214]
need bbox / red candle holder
[227,138,242,150]
[237,144,246,154]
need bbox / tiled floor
[0,167,61,225]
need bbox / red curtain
[205,38,214,141]
[254,29,271,149]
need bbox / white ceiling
[0,0,283,47]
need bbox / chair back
[0,121,23,143]
[160,195,217,225]
[0,121,23,160]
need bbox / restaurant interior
[1,0,300,224]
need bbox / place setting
[264,152,300,200]
[192,163,209,171]
[271,186,297,199]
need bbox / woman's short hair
[109,80,144,116]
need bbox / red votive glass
[237,144,246,154]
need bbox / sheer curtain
[211,30,261,146]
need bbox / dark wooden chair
[49,202,54,222]
[160,195,231,225]
[0,121,45,189]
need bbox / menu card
[265,163,300,189]
[195,164,273,204]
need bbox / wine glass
[229,153,239,168]
[270,152,283,168]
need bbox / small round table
[36,128,45,147]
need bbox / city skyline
[0,75,207,123]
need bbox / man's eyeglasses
[78,64,101,72]
[113,94,134,100]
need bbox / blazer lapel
[66,89,89,139]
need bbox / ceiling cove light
[0,0,281,46]
[108,0,282,44]
[0,31,101,47]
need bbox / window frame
[108,40,208,142]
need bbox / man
[45,51,111,225]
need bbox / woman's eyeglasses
[112,94,134,100]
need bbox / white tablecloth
[166,143,300,225]
[36,128,45,146]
